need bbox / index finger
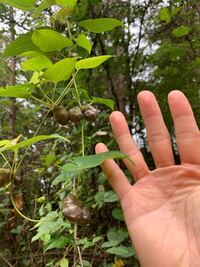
[110,111,149,180]
[95,143,131,200]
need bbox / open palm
[96,91,200,267]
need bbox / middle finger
[137,91,175,168]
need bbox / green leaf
[56,0,76,8]
[107,227,128,244]
[43,58,76,83]
[30,71,41,84]
[95,191,118,204]
[32,29,73,52]
[95,191,118,209]
[101,240,119,248]
[123,247,135,257]
[4,32,40,57]
[0,84,34,98]
[79,18,123,33]
[106,246,135,258]
[172,26,190,38]
[106,246,131,257]
[45,236,70,251]
[22,55,53,72]
[62,151,133,172]
[159,8,171,24]
[92,97,115,110]
[112,208,124,221]
[0,140,9,147]
[0,0,37,10]
[76,55,113,70]
[19,51,44,58]
[52,171,77,186]
[76,34,92,54]
[59,258,69,267]
[0,134,69,152]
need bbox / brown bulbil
[53,106,69,125]
[82,105,98,122]
[0,168,13,188]
[69,107,83,123]
[63,194,91,225]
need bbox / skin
[95,90,200,267]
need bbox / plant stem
[38,85,53,104]
[32,95,51,108]
[52,83,57,102]
[72,73,81,107]
[0,254,13,267]
[81,121,85,157]
[0,152,12,168]
[55,71,78,106]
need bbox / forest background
[0,0,199,266]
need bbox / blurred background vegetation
[0,0,200,266]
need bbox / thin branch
[0,254,13,267]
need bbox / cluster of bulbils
[52,105,98,125]
[62,193,91,225]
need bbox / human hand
[96,91,200,267]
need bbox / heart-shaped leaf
[22,55,53,72]
[76,55,113,70]
[43,58,76,83]
[79,18,123,33]
[0,84,34,98]
[32,29,73,52]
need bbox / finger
[110,112,149,180]
[168,90,200,164]
[95,143,131,200]
[137,91,175,168]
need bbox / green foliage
[4,32,40,56]
[76,34,92,54]
[56,0,77,8]
[59,258,69,267]
[32,29,73,52]
[94,190,118,209]
[76,55,113,70]
[106,246,135,257]
[112,208,124,221]
[43,58,77,83]
[0,0,37,10]
[91,97,115,110]
[62,151,132,172]
[101,227,135,257]
[172,26,190,38]
[159,8,171,23]
[79,18,123,33]
[21,55,53,72]
[32,212,71,246]
[0,84,34,98]
[0,134,69,152]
